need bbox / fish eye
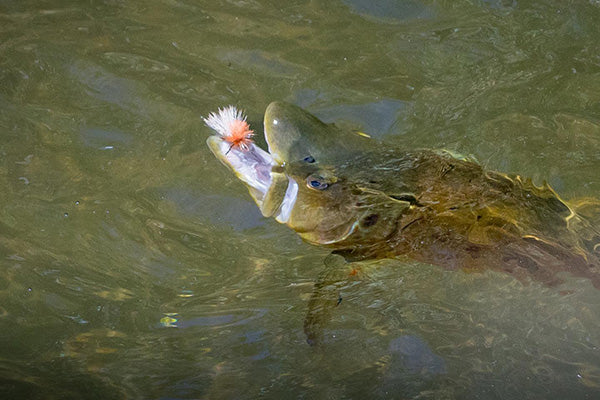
[307,175,328,190]
[303,155,315,163]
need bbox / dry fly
[204,105,254,153]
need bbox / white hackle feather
[203,105,246,137]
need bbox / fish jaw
[206,136,297,222]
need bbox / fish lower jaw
[274,178,298,224]
[207,135,298,223]
[207,136,275,200]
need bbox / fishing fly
[204,105,254,154]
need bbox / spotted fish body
[208,101,600,288]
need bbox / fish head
[263,101,369,164]
[208,102,409,252]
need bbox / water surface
[2,0,600,398]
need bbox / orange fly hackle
[225,118,254,151]
[204,105,255,152]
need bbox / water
[1,0,600,398]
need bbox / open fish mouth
[206,136,274,201]
[206,135,298,223]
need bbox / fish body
[208,102,600,288]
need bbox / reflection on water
[343,0,434,22]
[1,0,600,398]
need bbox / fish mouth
[207,135,297,223]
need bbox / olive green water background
[2,0,600,398]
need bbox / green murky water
[2,0,600,398]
